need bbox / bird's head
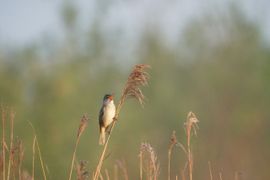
[103,94,114,104]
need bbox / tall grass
[0,64,245,180]
[0,108,48,180]
[139,143,160,180]
[0,105,245,180]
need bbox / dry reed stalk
[76,160,89,180]
[28,121,48,180]
[1,106,7,180]
[140,143,160,180]
[184,112,199,180]
[219,172,223,180]
[139,150,143,180]
[234,171,243,180]
[7,109,15,180]
[32,136,37,180]
[99,173,104,180]
[93,64,150,180]
[180,170,186,180]
[68,115,88,180]
[168,131,177,180]
[208,161,213,180]
[104,169,110,180]
[36,138,47,180]
[18,142,23,180]
[115,160,129,180]
[22,170,31,180]
[16,138,24,180]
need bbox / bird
[99,94,116,145]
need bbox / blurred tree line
[0,2,270,179]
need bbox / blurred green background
[1,0,270,179]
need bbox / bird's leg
[106,125,112,134]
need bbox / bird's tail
[99,127,106,145]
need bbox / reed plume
[115,64,150,119]
[93,64,150,180]
[140,143,160,180]
[76,160,89,180]
[185,112,199,180]
[68,114,88,180]
[168,131,177,180]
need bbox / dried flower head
[185,112,199,137]
[77,114,88,138]
[76,160,89,180]
[116,64,150,117]
[170,130,178,146]
[140,142,160,179]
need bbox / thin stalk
[168,149,171,180]
[219,172,223,180]
[93,121,116,180]
[187,146,192,180]
[2,107,6,180]
[68,137,80,180]
[105,169,110,180]
[7,110,15,180]
[68,115,87,180]
[18,141,23,180]
[28,121,47,180]
[36,138,47,180]
[187,130,192,180]
[32,136,37,180]
[208,161,213,180]
[139,151,143,180]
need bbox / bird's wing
[99,106,105,127]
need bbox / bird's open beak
[108,95,113,100]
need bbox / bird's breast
[103,103,116,127]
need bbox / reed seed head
[120,64,150,107]
[77,114,88,138]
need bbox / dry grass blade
[28,121,48,180]
[32,136,36,180]
[7,109,15,180]
[104,169,110,180]
[184,112,199,180]
[1,106,7,180]
[115,160,129,180]
[219,172,223,180]
[12,138,24,180]
[208,161,213,180]
[168,131,178,180]
[68,114,88,180]
[93,64,150,180]
[139,150,143,180]
[18,139,24,180]
[36,138,47,180]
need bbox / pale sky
[0,0,269,48]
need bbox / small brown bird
[98,94,116,145]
